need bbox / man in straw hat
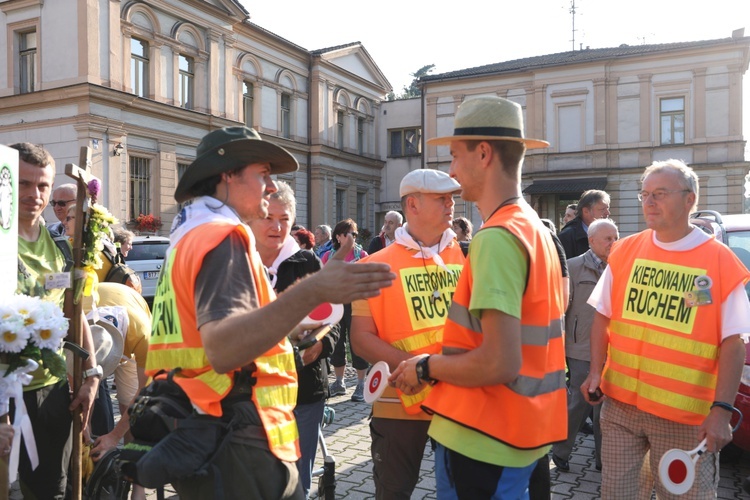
[145,126,395,499]
[390,96,568,497]
[351,168,465,499]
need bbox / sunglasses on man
[50,199,75,207]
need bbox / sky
[240,0,750,95]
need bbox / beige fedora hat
[67,319,125,378]
[427,96,549,149]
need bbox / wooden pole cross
[64,146,97,500]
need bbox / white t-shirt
[588,228,750,341]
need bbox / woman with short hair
[249,180,338,499]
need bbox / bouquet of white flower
[0,294,69,378]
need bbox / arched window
[243,81,254,127]
[131,37,149,97]
[179,54,194,109]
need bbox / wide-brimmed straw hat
[175,126,299,203]
[427,96,549,149]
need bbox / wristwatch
[83,365,103,379]
[415,356,437,385]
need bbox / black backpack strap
[47,225,74,272]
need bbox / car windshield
[728,230,750,297]
[128,241,169,261]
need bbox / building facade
[419,32,750,235]
[0,0,390,234]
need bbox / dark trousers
[529,455,551,500]
[11,382,73,500]
[370,418,431,500]
[90,378,115,438]
[330,304,368,370]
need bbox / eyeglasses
[50,199,75,208]
[349,232,358,238]
[637,189,691,202]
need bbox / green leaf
[41,349,68,379]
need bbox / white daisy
[29,301,68,350]
[0,317,30,353]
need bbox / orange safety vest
[603,230,750,425]
[146,222,299,462]
[360,240,465,419]
[422,203,567,449]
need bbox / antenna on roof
[569,0,577,51]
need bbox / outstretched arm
[202,235,395,373]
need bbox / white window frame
[131,37,149,98]
[179,54,195,109]
[660,97,686,145]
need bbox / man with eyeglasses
[48,183,77,234]
[582,159,750,498]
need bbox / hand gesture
[314,234,395,304]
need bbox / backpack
[47,224,74,272]
[83,448,130,500]
[119,369,233,496]
[101,239,142,293]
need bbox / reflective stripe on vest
[360,242,465,418]
[147,222,299,461]
[422,203,568,449]
[448,301,566,398]
[602,230,750,425]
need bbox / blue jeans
[435,443,534,499]
[293,400,325,498]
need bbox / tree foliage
[387,64,435,101]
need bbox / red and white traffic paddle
[304,303,343,325]
[658,438,706,495]
[364,361,390,404]
[659,404,743,495]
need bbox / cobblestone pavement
[15,370,750,499]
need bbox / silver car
[126,235,170,302]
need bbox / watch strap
[416,356,437,385]
[83,366,103,379]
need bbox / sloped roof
[244,21,309,51]
[311,41,362,55]
[421,37,747,82]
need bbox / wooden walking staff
[63,146,96,500]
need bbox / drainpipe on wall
[307,55,313,227]
[420,81,426,170]
[103,129,110,207]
